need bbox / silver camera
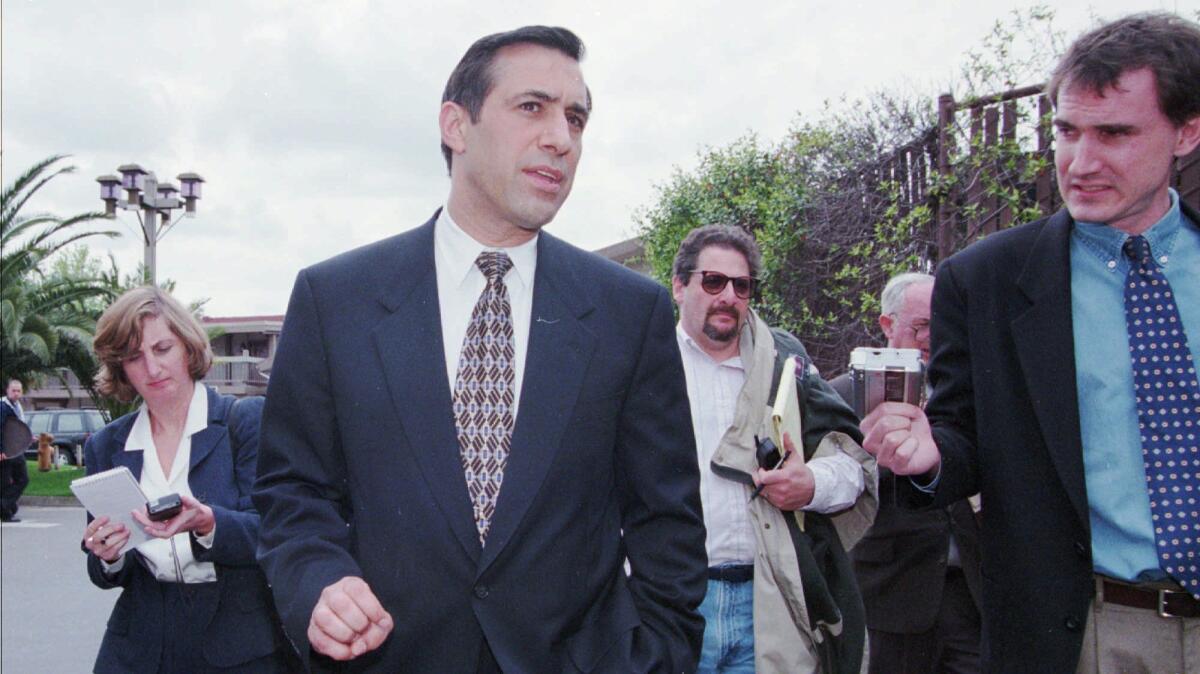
[848,347,925,418]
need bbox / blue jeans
[697,576,755,673]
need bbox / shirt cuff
[192,523,216,549]
[805,453,865,513]
[911,464,942,493]
[100,554,126,575]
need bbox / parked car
[23,409,107,466]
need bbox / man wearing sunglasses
[671,224,878,673]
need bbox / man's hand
[860,402,941,477]
[308,576,394,661]
[754,433,815,510]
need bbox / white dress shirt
[105,382,217,582]
[435,208,538,413]
[3,398,24,421]
[676,325,864,566]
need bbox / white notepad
[70,466,152,551]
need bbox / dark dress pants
[0,457,29,519]
[867,567,981,674]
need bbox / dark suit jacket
[829,373,981,634]
[83,388,287,673]
[253,214,708,673]
[898,202,1200,672]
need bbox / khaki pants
[1075,578,1200,674]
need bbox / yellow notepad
[771,356,806,530]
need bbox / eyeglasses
[688,270,756,299]
[890,315,931,340]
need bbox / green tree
[1,155,118,385]
[637,6,1066,375]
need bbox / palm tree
[1,155,119,384]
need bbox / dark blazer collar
[369,214,601,572]
[1010,209,1090,531]
[189,385,228,469]
[106,384,226,478]
[375,211,440,313]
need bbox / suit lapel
[1010,210,1089,531]
[477,234,597,574]
[107,417,144,479]
[371,216,482,562]
[189,387,225,470]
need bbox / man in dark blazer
[1,379,30,522]
[831,274,982,674]
[253,26,707,672]
[861,13,1200,673]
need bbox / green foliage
[23,460,84,497]
[1,156,119,387]
[637,6,1066,375]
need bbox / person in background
[861,13,1200,672]
[253,25,707,672]
[830,273,982,674]
[672,224,877,673]
[1,379,31,522]
[82,287,290,673]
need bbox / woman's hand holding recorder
[132,493,216,539]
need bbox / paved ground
[1,506,117,674]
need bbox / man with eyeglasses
[829,273,983,674]
[670,224,878,673]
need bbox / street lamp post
[97,164,204,286]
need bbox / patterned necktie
[1122,234,1199,599]
[453,251,515,544]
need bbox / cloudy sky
[3,0,1186,315]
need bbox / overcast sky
[3,0,1187,315]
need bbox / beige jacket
[710,312,878,674]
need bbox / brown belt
[1101,579,1200,618]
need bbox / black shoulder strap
[226,396,244,460]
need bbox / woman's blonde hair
[93,286,213,402]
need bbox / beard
[701,307,741,343]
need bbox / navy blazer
[253,213,708,673]
[84,387,287,673]
[829,374,982,634]
[900,203,1200,672]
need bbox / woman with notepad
[79,287,291,673]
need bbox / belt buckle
[1157,588,1185,619]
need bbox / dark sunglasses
[689,270,756,299]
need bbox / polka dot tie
[1122,235,1199,600]
[453,252,515,545]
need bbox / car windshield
[27,414,52,434]
[58,414,85,433]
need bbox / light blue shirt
[1070,188,1200,582]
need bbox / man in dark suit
[1,379,30,522]
[253,26,707,672]
[830,274,981,674]
[861,13,1200,673]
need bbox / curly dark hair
[1048,13,1200,127]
